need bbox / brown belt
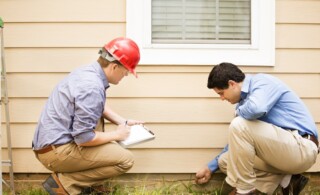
[34,144,64,154]
[302,134,319,148]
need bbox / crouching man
[195,63,318,195]
[33,37,143,195]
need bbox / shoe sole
[42,175,59,195]
[293,176,309,195]
[43,181,57,195]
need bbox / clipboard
[119,124,155,147]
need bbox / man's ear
[109,62,117,70]
[228,80,237,87]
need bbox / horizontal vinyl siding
[3,23,125,48]
[2,123,320,149]
[4,48,320,73]
[1,124,230,149]
[276,24,320,48]
[2,98,320,123]
[1,0,320,174]
[5,73,320,98]
[3,23,320,48]
[2,149,320,173]
[0,0,126,22]
[276,1,320,24]
[1,0,319,24]
[2,149,221,173]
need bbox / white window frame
[126,0,275,66]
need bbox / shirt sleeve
[207,144,229,173]
[72,84,105,144]
[236,77,284,120]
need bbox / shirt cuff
[207,157,219,173]
[74,131,96,145]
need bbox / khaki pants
[35,142,134,195]
[220,117,318,194]
[35,117,134,194]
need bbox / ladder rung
[2,160,12,166]
[0,99,9,104]
[2,179,11,188]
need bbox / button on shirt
[208,74,318,172]
[33,61,109,150]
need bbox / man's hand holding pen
[124,119,145,126]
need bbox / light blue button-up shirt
[33,61,109,149]
[208,73,318,172]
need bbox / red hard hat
[104,37,140,77]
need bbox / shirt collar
[93,61,110,90]
[240,74,252,100]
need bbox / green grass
[3,179,320,195]
[108,182,219,195]
[3,180,220,195]
[3,187,48,195]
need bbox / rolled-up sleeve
[208,145,229,173]
[72,84,105,144]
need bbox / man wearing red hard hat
[32,37,143,195]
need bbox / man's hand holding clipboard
[119,124,155,147]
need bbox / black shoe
[42,173,69,195]
[281,174,309,195]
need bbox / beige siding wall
[1,0,320,173]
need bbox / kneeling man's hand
[195,166,211,184]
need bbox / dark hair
[207,62,245,89]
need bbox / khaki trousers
[35,142,134,195]
[220,117,318,194]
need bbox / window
[152,0,251,44]
[127,0,275,66]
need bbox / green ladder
[0,17,16,195]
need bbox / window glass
[152,0,251,44]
